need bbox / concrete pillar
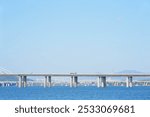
[47,76,52,87]
[129,76,133,87]
[97,77,100,87]
[44,76,47,88]
[116,82,119,86]
[74,76,78,87]
[70,76,74,87]
[2,83,4,87]
[126,76,133,87]
[19,76,22,88]
[101,76,106,88]
[23,76,27,87]
[16,82,18,87]
[146,82,148,86]
[31,82,33,86]
[126,77,129,87]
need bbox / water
[0,86,150,100]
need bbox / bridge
[1,73,150,88]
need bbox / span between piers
[0,73,150,88]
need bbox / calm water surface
[0,86,150,100]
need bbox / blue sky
[0,0,150,73]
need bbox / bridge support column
[47,76,52,87]
[19,76,23,88]
[74,76,78,87]
[97,77,101,87]
[126,76,133,88]
[101,76,106,88]
[70,76,74,87]
[44,76,47,88]
[2,83,5,87]
[23,76,27,87]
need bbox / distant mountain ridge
[117,70,142,74]
[0,76,18,81]
[111,70,150,81]
[0,76,33,81]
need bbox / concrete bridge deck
[0,73,150,88]
[1,73,150,77]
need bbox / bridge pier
[19,76,23,88]
[70,76,78,87]
[97,76,106,88]
[70,76,74,87]
[44,76,52,87]
[126,76,133,87]
[97,77,101,87]
[23,76,27,87]
[74,76,78,87]
[47,76,52,87]
[101,76,106,88]
[44,76,47,88]
[18,76,27,88]
[2,83,5,87]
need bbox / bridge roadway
[0,73,150,88]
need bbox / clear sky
[0,0,150,73]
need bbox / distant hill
[0,67,19,81]
[110,70,150,81]
[0,67,34,81]
[0,76,18,81]
[0,76,33,81]
[117,70,142,74]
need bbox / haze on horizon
[0,0,150,73]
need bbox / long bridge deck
[1,73,150,77]
[0,73,150,88]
